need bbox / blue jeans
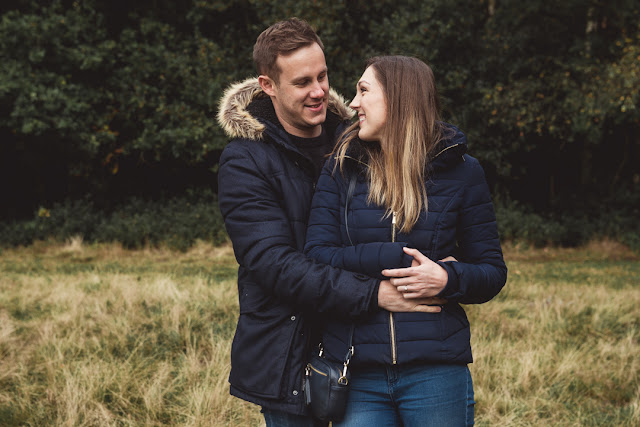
[333,364,475,427]
[262,408,327,427]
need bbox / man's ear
[258,75,277,97]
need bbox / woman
[304,56,507,426]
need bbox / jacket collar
[430,123,467,171]
[341,123,468,173]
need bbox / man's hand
[377,280,446,313]
[381,247,453,299]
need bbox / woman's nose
[350,94,360,109]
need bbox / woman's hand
[381,247,455,299]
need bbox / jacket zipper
[390,212,398,365]
[355,145,459,365]
[433,143,461,159]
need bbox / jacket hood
[217,77,355,141]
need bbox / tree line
[1,0,638,247]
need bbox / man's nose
[309,81,325,98]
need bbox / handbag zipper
[308,364,328,377]
[390,211,398,365]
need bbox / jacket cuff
[400,250,413,268]
[368,280,382,313]
[378,242,412,269]
[435,261,462,301]
[367,242,411,280]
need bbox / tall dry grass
[0,239,638,426]
[0,240,261,426]
[470,241,640,426]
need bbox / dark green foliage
[92,191,228,251]
[0,1,231,218]
[0,190,227,251]
[1,0,639,249]
[494,199,566,247]
[494,189,640,250]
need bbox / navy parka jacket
[217,78,382,415]
[304,126,507,367]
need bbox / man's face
[261,43,329,138]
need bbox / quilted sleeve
[304,162,412,280]
[436,157,508,304]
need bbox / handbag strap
[336,173,357,385]
[339,324,355,385]
[344,172,357,246]
[342,172,357,365]
[344,323,355,362]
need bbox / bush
[596,189,640,252]
[2,192,637,252]
[495,197,640,252]
[0,190,228,251]
[495,199,565,247]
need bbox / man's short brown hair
[253,18,324,83]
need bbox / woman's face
[350,66,387,142]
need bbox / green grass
[0,238,638,426]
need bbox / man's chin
[305,109,327,126]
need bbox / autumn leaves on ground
[0,239,638,426]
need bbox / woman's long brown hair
[334,56,446,233]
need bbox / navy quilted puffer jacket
[304,125,507,367]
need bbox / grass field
[0,238,638,426]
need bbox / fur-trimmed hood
[217,77,354,141]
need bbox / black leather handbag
[304,172,359,422]
[304,325,354,422]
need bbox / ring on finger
[403,285,408,292]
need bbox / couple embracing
[217,18,506,427]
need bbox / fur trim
[217,78,267,140]
[217,77,354,141]
[327,88,355,122]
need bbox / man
[217,18,441,426]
